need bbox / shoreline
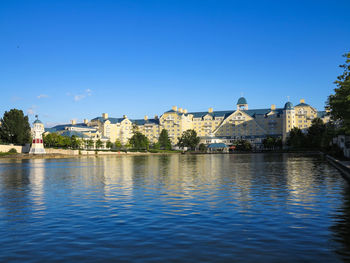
[0,152,182,160]
[0,150,325,160]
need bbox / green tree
[59,136,71,149]
[87,139,94,149]
[70,135,81,149]
[198,143,207,152]
[286,127,306,149]
[158,129,172,150]
[132,123,139,134]
[306,118,326,148]
[327,52,350,134]
[106,140,113,149]
[96,139,103,149]
[0,109,31,145]
[129,132,149,150]
[177,129,200,150]
[234,139,252,151]
[263,137,275,149]
[114,139,122,150]
[262,137,282,150]
[152,142,160,149]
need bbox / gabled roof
[189,110,233,119]
[189,108,283,120]
[243,108,283,117]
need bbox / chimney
[102,113,108,119]
[172,106,177,111]
[71,120,77,125]
[178,108,183,113]
[183,109,188,114]
[271,104,276,110]
[83,119,88,124]
[123,115,127,119]
[154,115,158,119]
[300,99,305,103]
[144,115,148,121]
[208,107,213,113]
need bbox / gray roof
[189,110,233,119]
[284,102,294,110]
[165,109,178,113]
[132,119,159,125]
[33,119,42,124]
[237,97,248,105]
[60,131,90,138]
[91,117,126,124]
[208,143,228,148]
[295,102,309,107]
[92,116,160,126]
[189,108,283,120]
[45,123,92,133]
[244,108,283,117]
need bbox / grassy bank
[0,152,17,157]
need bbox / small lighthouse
[29,115,46,154]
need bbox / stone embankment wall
[45,148,128,155]
[326,155,350,181]
[0,144,30,153]
[0,145,150,156]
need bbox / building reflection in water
[0,153,350,262]
[29,159,46,215]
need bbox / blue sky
[1,0,349,126]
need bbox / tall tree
[87,139,94,149]
[0,109,31,145]
[70,135,81,149]
[286,127,306,149]
[327,52,350,134]
[177,129,200,150]
[234,139,252,151]
[158,129,172,150]
[114,139,122,150]
[306,118,326,148]
[106,140,113,149]
[96,139,103,149]
[129,132,149,150]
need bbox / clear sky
[1,0,349,127]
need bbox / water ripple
[0,154,349,262]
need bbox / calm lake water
[0,153,349,262]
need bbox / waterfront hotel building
[46,97,329,149]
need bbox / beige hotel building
[46,97,329,149]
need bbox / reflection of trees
[0,159,31,221]
[330,187,350,261]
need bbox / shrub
[8,148,17,154]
